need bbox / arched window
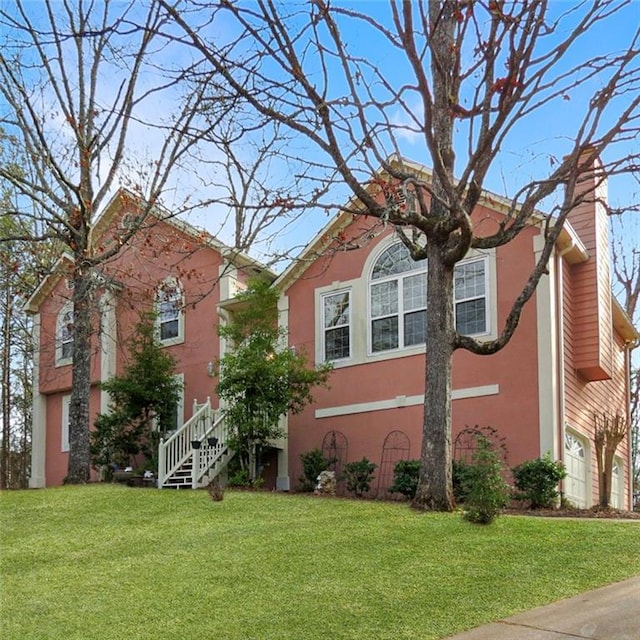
[156,278,184,345]
[370,242,427,352]
[369,242,488,353]
[56,304,74,365]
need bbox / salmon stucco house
[27,158,638,509]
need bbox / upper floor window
[370,243,427,353]
[454,259,487,335]
[322,290,351,361]
[56,304,74,365]
[156,278,184,345]
[369,242,488,354]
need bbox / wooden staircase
[158,398,233,489]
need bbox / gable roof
[24,188,274,314]
[275,156,571,291]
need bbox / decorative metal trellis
[453,425,508,463]
[321,430,348,495]
[376,430,411,498]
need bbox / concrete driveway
[444,575,640,639]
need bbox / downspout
[555,251,566,490]
[217,306,231,413]
[28,314,47,488]
[555,242,577,501]
[623,339,637,509]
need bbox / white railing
[191,411,232,488]
[158,397,233,488]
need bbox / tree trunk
[413,243,455,511]
[600,442,618,508]
[411,1,458,511]
[1,283,11,490]
[66,266,93,483]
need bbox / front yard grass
[1,485,639,640]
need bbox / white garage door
[564,432,587,508]
[611,460,624,510]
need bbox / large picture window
[322,290,351,361]
[156,278,184,345]
[369,243,487,354]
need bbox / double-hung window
[156,278,183,344]
[454,259,487,335]
[322,290,351,361]
[370,243,427,353]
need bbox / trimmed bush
[390,459,421,500]
[463,436,510,525]
[513,453,566,509]
[298,448,336,492]
[343,458,377,498]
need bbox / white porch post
[99,291,117,413]
[29,314,46,488]
[276,293,291,491]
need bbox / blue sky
[199,0,640,271]
[1,1,638,281]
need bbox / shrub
[343,458,377,498]
[452,459,476,504]
[298,448,336,492]
[463,436,510,525]
[513,453,566,509]
[389,459,421,500]
[227,468,252,488]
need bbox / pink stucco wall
[283,207,543,491]
[37,199,236,486]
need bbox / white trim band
[315,384,499,418]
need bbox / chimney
[567,150,613,381]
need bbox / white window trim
[313,237,497,368]
[156,277,185,347]
[321,288,352,363]
[366,240,495,357]
[55,303,74,367]
[61,394,70,452]
[315,280,359,366]
[453,256,492,339]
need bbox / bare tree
[0,0,222,483]
[0,133,51,488]
[594,411,630,508]
[162,0,640,510]
[611,215,640,500]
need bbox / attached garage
[564,431,588,508]
[611,459,624,510]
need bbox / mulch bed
[504,506,640,520]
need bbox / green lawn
[1,485,639,640]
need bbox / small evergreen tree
[343,458,377,498]
[215,279,332,481]
[91,312,182,477]
[463,436,510,525]
[390,459,421,500]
